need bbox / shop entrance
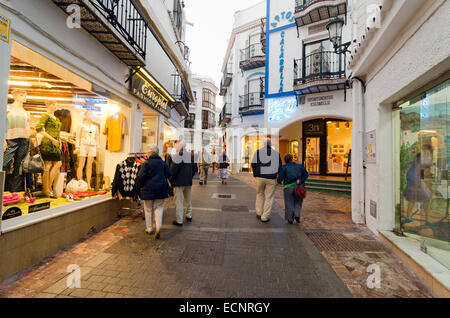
[302,119,352,176]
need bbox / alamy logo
[66,4,81,29]
[366,4,382,30]
[66,264,81,289]
[366,264,381,289]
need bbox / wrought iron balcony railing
[294,51,345,84]
[261,18,267,54]
[219,103,232,125]
[294,0,347,27]
[239,92,265,115]
[52,0,149,66]
[240,43,265,70]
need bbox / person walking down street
[138,144,172,239]
[191,150,197,177]
[277,154,309,224]
[171,140,195,226]
[251,138,282,223]
[212,149,218,174]
[218,150,229,185]
[198,147,211,185]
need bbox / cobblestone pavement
[235,173,433,298]
[0,173,433,298]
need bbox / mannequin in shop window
[36,101,62,198]
[3,89,31,192]
[75,113,99,190]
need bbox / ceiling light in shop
[8,81,32,87]
[7,94,84,102]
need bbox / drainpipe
[351,79,366,225]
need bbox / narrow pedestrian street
[0,173,432,298]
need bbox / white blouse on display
[76,123,100,149]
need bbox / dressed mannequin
[3,89,31,192]
[75,113,99,190]
[36,101,62,198]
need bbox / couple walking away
[251,138,308,224]
[137,141,194,239]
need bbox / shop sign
[2,207,22,220]
[365,130,376,163]
[29,202,51,214]
[308,95,333,107]
[130,71,172,118]
[303,120,325,136]
[0,14,11,43]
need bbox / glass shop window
[2,42,131,222]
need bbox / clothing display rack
[117,153,147,219]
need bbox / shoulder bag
[21,141,44,174]
[295,164,307,199]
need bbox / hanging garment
[6,104,30,140]
[103,114,127,152]
[112,159,141,198]
[36,114,62,162]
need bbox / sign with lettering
[279,31,285,93]
[2,207,22,220]
[0,14,11,43]
[130,70,172,118]
[308,95,333,106]
[303,120,325,136]
[29,202,51,214]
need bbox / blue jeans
[3,138,30,192]
[283,186,303,222]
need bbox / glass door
[305,137,320,174]
[396,80,449,269]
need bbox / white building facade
[219,2,267,173]
[185,75,219,151]
[346,0,449,296]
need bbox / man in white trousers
[170,140,195,226]
[251,138,282,223]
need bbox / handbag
[20,143,44,174]
[295,164,307,199]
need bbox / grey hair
[148,144,159,156]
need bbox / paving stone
[68,288,91,298]
[86,291,106,298]
[0,174,433,299]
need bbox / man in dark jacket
[251,138,282,223]
[138,145,171,239]
[171,140,195,226]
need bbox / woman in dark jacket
[277,154,309,224]
[138,145,172,239]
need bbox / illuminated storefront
[1,41,133,221]
[394,80,449,268]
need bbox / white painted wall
[348,0,450,234]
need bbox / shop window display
[395,80,449,268]
[2,47,131,222]
[327,121,352,174]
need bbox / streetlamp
[326,16,366,94]
[326,17,351,55]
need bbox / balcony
[239,92,264,116]
[293,51,346,94]
[261,18,266,54]
[219,71,232,96]
[219,103,232,127]
[173,80,190,117]
[294,0,347,28]
[52,0,148,66]
[240,43,265,70]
